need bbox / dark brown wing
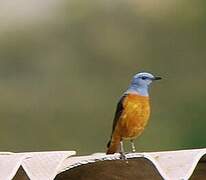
[107,95,126,147]
[112,94,126,132]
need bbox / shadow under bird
[106,72,161,158]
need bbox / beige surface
[0,151,75,180]
[0,153,28,180]
[0,149,205,179]
[22,151,76,180]
[59,148,206,180]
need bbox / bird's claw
[120,152,127,160]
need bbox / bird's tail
[106,136,121,154]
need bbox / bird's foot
[131,141,136,153]
[120,152,127,160]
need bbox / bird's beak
[153,76,162,81]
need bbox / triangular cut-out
[12,166,30,180]
[190,154,206,180]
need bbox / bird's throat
[126,84,149,96]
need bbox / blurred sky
[0,0,206,154]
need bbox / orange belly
[115,94,150,140]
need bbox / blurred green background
[0,0,205,154]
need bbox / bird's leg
[130,140,136,153]
[120,141,127,160]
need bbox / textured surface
[56,158,162,180]
[57,158,206,180]
[0,149,205,179]
[58,148,206,180]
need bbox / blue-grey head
[125,72,162,96]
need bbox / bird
[106,72,161,157]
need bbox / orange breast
[118,94,150,139]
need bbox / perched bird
[106,72,161,156]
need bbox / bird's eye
[141,76,147,80]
